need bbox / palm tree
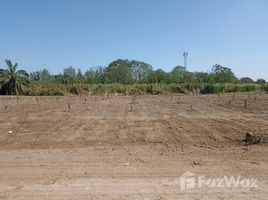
[0,59,30,95]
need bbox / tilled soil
[0,93,267,199]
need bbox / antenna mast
[183,51,188,70]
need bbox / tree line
[0,59,266,95]
[29,59,265,84]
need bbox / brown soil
[0,93,267,199]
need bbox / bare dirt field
[0,93,267,199]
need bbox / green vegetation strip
[25,82,268,96]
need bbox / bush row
[25,82,267,96]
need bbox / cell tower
[183,51,188,70]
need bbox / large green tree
[0,60,30,95]
[106,59,132,83]
[63,66,76,78]
[169,66,186,83]
[147,69,171,83]
[257,79,266,84]
[210,64,237,83]
[105,59,153,83]
[130,60,152,83]
[85,67,106,84]
[239,77,254,83]
[193,72,214,83]
[62,66,77,84]
[30,68,51,81]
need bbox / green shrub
[69,85,82,95]
[201,84,214,94]
[26,82,264,96]
[261,84,268,92]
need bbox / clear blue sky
[0,0,267,80]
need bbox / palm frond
[13,63,18,72]
[0,68,8,75]
[16,70,29,77]
[4,59,12,68]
